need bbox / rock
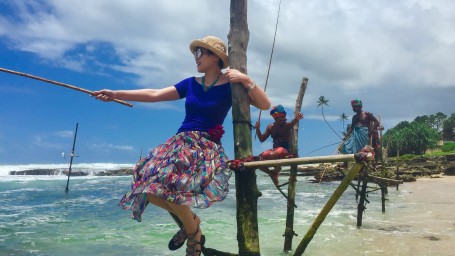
[310,154,455,182]
[9,168,134,176]
[445,154,455,162]
[444,163,455,175]
[10,169,61,175]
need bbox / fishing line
[304,142,340,156]
[255,0,282,138]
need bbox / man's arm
[367,112,380,128]
[255,122,272,142]
[285,112,304,129]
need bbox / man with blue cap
[255,104,304,185]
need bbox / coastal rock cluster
[296,154,455,182]
[9,168,134,176]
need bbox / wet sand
[373,175,455,256]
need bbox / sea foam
[0,163,134,177]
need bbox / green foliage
[384,121,439,156]
[338,112,349,135]
[424,150,455,157]
[442,113,455,141]
[390,150,455,160]
[414,112,447,132]
[400,154,418,160]
[384,112,455,157]
[394,121,410,130]
[316,96,343,140]
[441,141,455,152]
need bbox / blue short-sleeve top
[174,77,232,134]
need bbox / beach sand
[370,175,455,256]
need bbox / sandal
[168,213,201,251]
[185,227,205,256]
[168,228,186,250]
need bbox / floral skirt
[118,131,232,222]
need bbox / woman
[94,35,270,256]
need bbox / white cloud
[1,0,454,126]
[90,143,134,151]
[54,130,73,138]
[32,135,64,149]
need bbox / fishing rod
[0,67,133,107]
[255,0,282,140]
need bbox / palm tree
[339,113,349,136]
[317,96,342,140]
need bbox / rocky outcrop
[303,154,455,182]
[9,168,134,176]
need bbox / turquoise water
[0,165,409,256]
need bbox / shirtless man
[341,99,381,155]
[255,105,304,185]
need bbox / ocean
[0,163,438,256]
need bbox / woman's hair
[202,48,224,69]
[218,59,224,69]
[207,49,224,69]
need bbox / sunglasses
[193,48,212,59]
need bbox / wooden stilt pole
[396,150,400,190]
[283,77,308,252]
[65,123,79,193]
[381,184,387,213]
[356,165,369,227]
[293,162,366,256]
[283,164,298,252]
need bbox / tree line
[383,112,455,156]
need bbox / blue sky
[1,0,454,164]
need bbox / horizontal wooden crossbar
[243,153,374,169]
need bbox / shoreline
[373,175,455,256]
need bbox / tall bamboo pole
[293,162,366,256]
[229,1,261,255]
[283,77,308,252]
[289,78,308,156]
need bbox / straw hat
[189,36,229,69]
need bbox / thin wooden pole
[284,77,308,252]
[289,78,308,156]
[284,164,297,252]
[396,150,400,190]
[65,123,79,193]
[379,113,384,163]
[356,165,369,227]
[293,162,366,256]
[381,184,387,213]
[0,67,132,107]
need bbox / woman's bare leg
[147,194,176,214]
[166,202,202,255]
[147,194,201,225]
